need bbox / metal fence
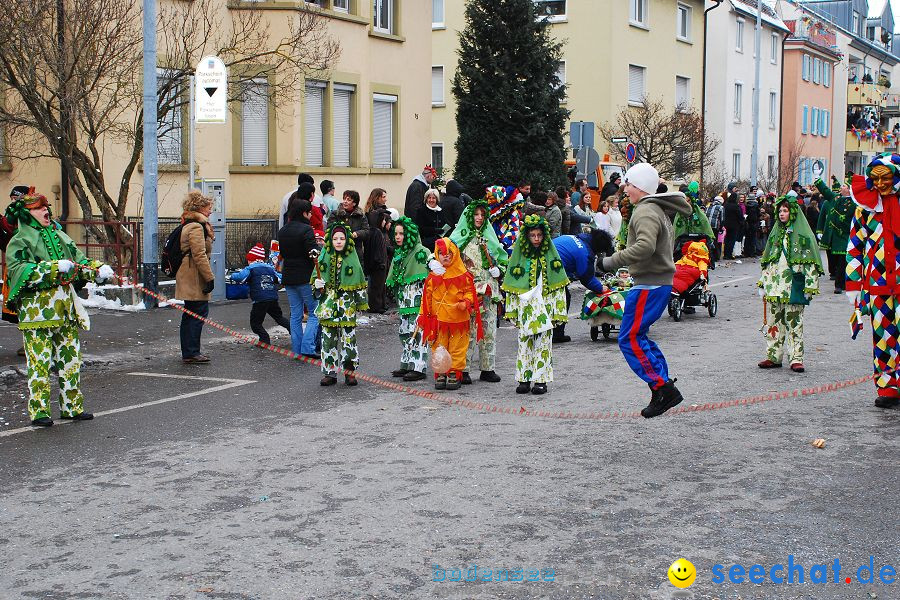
[129,217,279,275]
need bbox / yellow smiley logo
[668,558,697,588]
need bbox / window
[802,54,810,81]
[534,0,566,21]
[769,91,777,127]
[771,32,778,63]
[333,0,349,11]
[333,84,354,167]
[801,105,808,134]
[798,158,808,185]
[432,0,443,26]
[372,94,396,168]
[675,75,690,109]
[811,107,819,136]
[734,82,743,122]
[630,0,647,27]
[823,63,831,87]
[431,143,444,174]
[813,58,821,84]
[156,68,183,165]
[431,66,444,105]
[628,64,646,104]
[732,152,741,179]
[555,61,567,97]
[736,18,744,52]
[852,11,860,36]
[304,81,326,167]
[677,3,691,41]
[373,0,393,34]
[767,154,777,178]
[241,79,269,166]
[867,26,876,41]
[821,109,829,137]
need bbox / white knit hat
[623,163,660,195]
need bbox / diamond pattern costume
[488,186,524,256]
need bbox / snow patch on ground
[80,283,145,312]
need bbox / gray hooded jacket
[601,192,692,286]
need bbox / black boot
[31,416,53,427]
[641,379,683,418]
[345,364,358,386]
[403,370,426,382]
[516,381,532,394]
[479,370,501,383]
[320,375,337,386]
[460,372,473,385]
[531,383,547,395]
[874,397,899,408]
[61,412,93,421]
[552,324,571,343]
[392,368,409,378]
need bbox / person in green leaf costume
[673,181,715,242]
[5,189,115,426]
[313,221,369,386]
[757,195,823,373]
[813,177,854,293]
[386,216,430,381]
[450,198,508,384]
[501,214,569,395]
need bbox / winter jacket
[333,205,370,266]
[440,180,465,228]
[745,199,761,231]
[415,205,445,252]
[723,199,744,234]
[602,192,692,286]
[278,217,318,287]
[601,181,620,202]
[705,200,724,232]
[231,262,282,303]
[404,175,430,217]
[546,205,563,238]
[553,234,605,294]
[175,212,214,301]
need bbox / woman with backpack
[175,191,215,363]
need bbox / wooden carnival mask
[870,165,896,196]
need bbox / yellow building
[0,0,431,219]
[431,0,706,178]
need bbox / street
[0,257,897,600]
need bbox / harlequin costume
[417,238,482,390]
[313,222,369,386]
[813,177,854,292]
[5,190,112,425]
[757,195,823,372]
[450,198,508,383]
[386,217,430,381]
[846,153,900,407]
[501,215,569,394]
[487,186,524,256]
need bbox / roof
[730,0,791,33]
[867,0,887,19]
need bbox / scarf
[386,217,429,292]
[314,222,367,291]
[501,214,569,296]
[760,196,824,274]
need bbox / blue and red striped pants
[618,286,671,390]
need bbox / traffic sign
[576,147,601,187]
[625,143,637,163]
[570,121,595,149]
[611,136,628,144]
[195,56,228,124]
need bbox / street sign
[576,147,601,187]
[195,56,228,124]
[570,121,595,149]
[625,143,637,164]
[611,136,628,144]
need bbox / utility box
[195,179,226,301]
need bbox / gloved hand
[429,259,446,276]
[456,301,469,311]
[57,259,75,274]
[489,266,501,278]
[846,290,860,305]
[97,264,115,283]
[202,280,215,295]
[314,278,326,290]
[816,233,823,241]
[758,287,765,297]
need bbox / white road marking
[709,275,755,288]
[0,372,255,438]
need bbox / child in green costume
[313,222,369,386]
[5,190,115,426]
[386,217,430,381]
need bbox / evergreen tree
[452,0,569,196]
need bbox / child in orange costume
[418,238,483,390]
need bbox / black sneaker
[516,381,532,394]
[31,417,53,427]
[479,370,501,383]
[874,397,899,408]
[641,379,683,418]
[552,334,572,343]
[403,370,426,382]
[391,368,409,378]
[320,376,337,386]
[532,383,547,395]
[460,372,473,385]
[61,412,93,421]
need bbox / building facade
[0,0,431,220]
[705,0,789,184]
[432,0,706,181]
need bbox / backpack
[706,203,724,232]
[161,221,208,277]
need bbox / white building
[705,0,790,183]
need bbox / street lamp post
[750,1,763,187]
[142,0,159,308]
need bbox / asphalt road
[0,257,897,600]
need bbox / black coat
[415,205,445,252]
[440,180,465,228]
[278,219,318,286]
[333,206,370,266]
[745,200,761,231]
[404,178,430,217]
[723,200,744,234]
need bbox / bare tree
[599,97,720,181]
[776,139,806,195]
[0,0,340,263]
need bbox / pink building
[782,17,841,186]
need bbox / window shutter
[628,65,644,103]
[373,96,396,169]
[241,80,269,166]
[305,81,325,167]
[157,68,182,165]
[432,0,443,24]
[802,106,808,134]
[333,85,353,168]
[676,76,688,107]
[431,66,444,104]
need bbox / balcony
[847,82,886,106]
[846,129,890,153]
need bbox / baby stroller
[582,269,632,341]
[668,238,717,321]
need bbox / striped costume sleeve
[844,206,866,292]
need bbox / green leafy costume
[313,222,368,377]
[5,200,101,421]
[502,215,569,384]
[387,217,429,374]
[813,178,853,255]
[673,182,715,241]
[450,199,508,373]
[758,196,823,365]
